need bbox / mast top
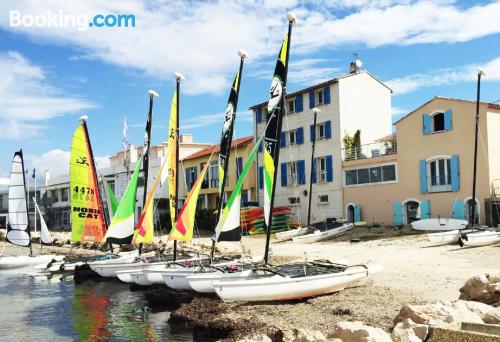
[287,12,298,24]
[148,90,159,97]
[238,50,248,59]
[478,69,486,76]
[79,115,88,122]
[174,72,186,81]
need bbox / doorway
[405,201,420,224]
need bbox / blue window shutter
[354,205,361,222]
[296,94,303,112]
[444,109,453,131]
[259,167,263,189]
[298,160,306,185]
[256,108,262,123]
[450,155,460,191]
[280,132,286,148]
[309,91,315,109]
[423,114,431,135]
[325,121,332,139]
[419,160,427,193]
[451,199,465,219]
[297,127,304,145]
[393,202,403,225]
[326,155,333,182]
[324,85,331,104]
[310,124,315,142]
[421,200,431,219]
[281,163,287,187]
[185,169,191,191]
[312,159,317,183]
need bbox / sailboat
[212,13,374,302]
[0,150,63,269]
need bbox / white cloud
[387,56,500,94]
[1,1,499,95]
[0,51,96,139]
[182,110,253,130]
[391,106,407,116]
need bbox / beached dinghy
[426,229,474,245]
[214,261,369,302]
[0,150,63,270]
[292,223,353,244]
[459,230,500,247]
[276,227,312,241]
[411,218,467,231]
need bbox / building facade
[181,136,256,211]
[251,70,392,225]
[344,97,500,225]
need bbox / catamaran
[0,150,63,269]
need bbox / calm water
[0,273,196,341]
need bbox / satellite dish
[355,59,363,69]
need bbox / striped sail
[34,200,53,244]
[6,151,30,247]
[169,153,214,241]
[167,90,178,229]
[263,34,290,227]
[215,128,267,241]
[70,123,106,242]
[103,158,142,244]
[133,158,167,244]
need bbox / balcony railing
[428,175,452,192]
[342,139,397,161]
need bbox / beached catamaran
[211,13,372,302]
[0,150,63,269]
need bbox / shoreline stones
[460,272,500,307]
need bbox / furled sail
[34,199,53,244]
[6,150,30,247]
[133,158,167,244]
[167,90,178,229]
[103,158,142,244]
[169,153,214,241]
[70,122,107,242]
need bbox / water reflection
[0,274,192,341]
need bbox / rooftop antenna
[350,51,363,74]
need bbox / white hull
[427,229,474,245]
[116,261,176,284]
[187,269,256,293]
[162,267,202,290]
[276,227,311,241]
[89,258,143,277]
[0,254,64,269]
[214,265,368,302]
[411,218,468,231]
[460,231,500,247]
[292,223,353,243]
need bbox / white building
[251,68,392,224]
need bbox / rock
[293,328,326,342]
[392,318,428,342]
[487,272,500,283]
[460,274,500,306]
[237,334,272,342]
[330,321,392,342]
[459,300,500,324]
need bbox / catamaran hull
[426,229,473,245]
[460,231,500,247]
[187,269,256,293]
[162,268,201,290]
[214,266,368,302]
[89,258,143,277]
[0,255,64,269]
[116,262,176,284]
[411,218,468,231]
[276,227,311,241]
[292,223,353,243]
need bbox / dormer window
[316,90,324,106]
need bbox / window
[186,166,197,190]
[51,190,59,203]
[61,188,69,202]
[0,194,3,208]
[287,161,300,186]
[318,195,329,204]
[432,112,445,132]
[209,162,219,188]
[317,123,326,140]
[287,99,296,114]
[236,157,243,178]
[107,180,115,193]
[288,129,298,146]
[316,89,324,105]
[344,164,397,186]
[316,157,327,183]
[427,158,451,192]
[288,197,300,205]
[61,210,69,226]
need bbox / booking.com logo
[9,10,136,31]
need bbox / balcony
[342,139,397,161]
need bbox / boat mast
[173,73,184,261]
[19,149,33,256]
[307,108,320,228]
[210,50,247,260]
[139,90,158,254]
[263,13,296,265]
[470,69,485,227]
[81,117,110,249]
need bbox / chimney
[44,170,50,186]
[179,134,192,144]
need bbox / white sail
[33,199,53,244]
[7,151,31,247]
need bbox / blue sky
[0,0,499,182]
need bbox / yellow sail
[167,90,178,229]
[169,153,214,241]
[70,123,106,242]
